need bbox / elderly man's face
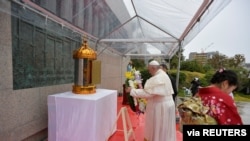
[148,65,157,75]
[148,65,153,74]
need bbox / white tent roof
[13,0,231,59]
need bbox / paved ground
[176,96,250,125]
[236,101,250,124]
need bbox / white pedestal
[48,89,117,141]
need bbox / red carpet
[108,96,183,141]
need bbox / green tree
[227,58,236,69]
[180,60,204,72]
[167,48,185,69]
[202,64,214,73]
[207,53,227,69]
[233,54,245,68]
[131,59,145,70]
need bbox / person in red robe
[197,68,243,125]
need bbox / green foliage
[207,54,227,69]
[177,69,250,101]
[202,64,214,73]
[169,70,186,88]
[233,54,246,68]
[179,52,249,95]
[131,59,145,70]
[169,55,179,69]
[202,71,214,86]
[180,60,204,72]
[177,88,250,102]
[231,68,250,91]
[128,56,250,102]
[206,54,246,70]
[125,78,129,87]
[168,49,185,69]
[140,68,151,86]
[177,70,205,88]
[232,92,250,102]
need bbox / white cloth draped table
[48,89,117,141]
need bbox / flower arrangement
[125,68,147,115]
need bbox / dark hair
[210,69,238,86]
[160,64,168,70]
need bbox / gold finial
[73,36,97,59]
[82,35,87,45]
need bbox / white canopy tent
[98,0,231,59]
[10,0,231,59]
[6,0,231,88]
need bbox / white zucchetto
[149,60,160,66]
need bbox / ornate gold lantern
[72,39,97,94]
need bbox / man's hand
[138,83,143,89]
[125,87,131,93]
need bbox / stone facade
[0,1,126,140]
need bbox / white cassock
[130,69,176,141]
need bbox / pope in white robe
[129,60,176,141]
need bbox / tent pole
[176,41,182,90]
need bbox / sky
[183,0,250,63]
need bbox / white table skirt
[48,89,117,141]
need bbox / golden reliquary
[72,38,101,94]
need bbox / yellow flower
[125,68,147,114]
[138,98,147,105]
[125,71,134,80]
